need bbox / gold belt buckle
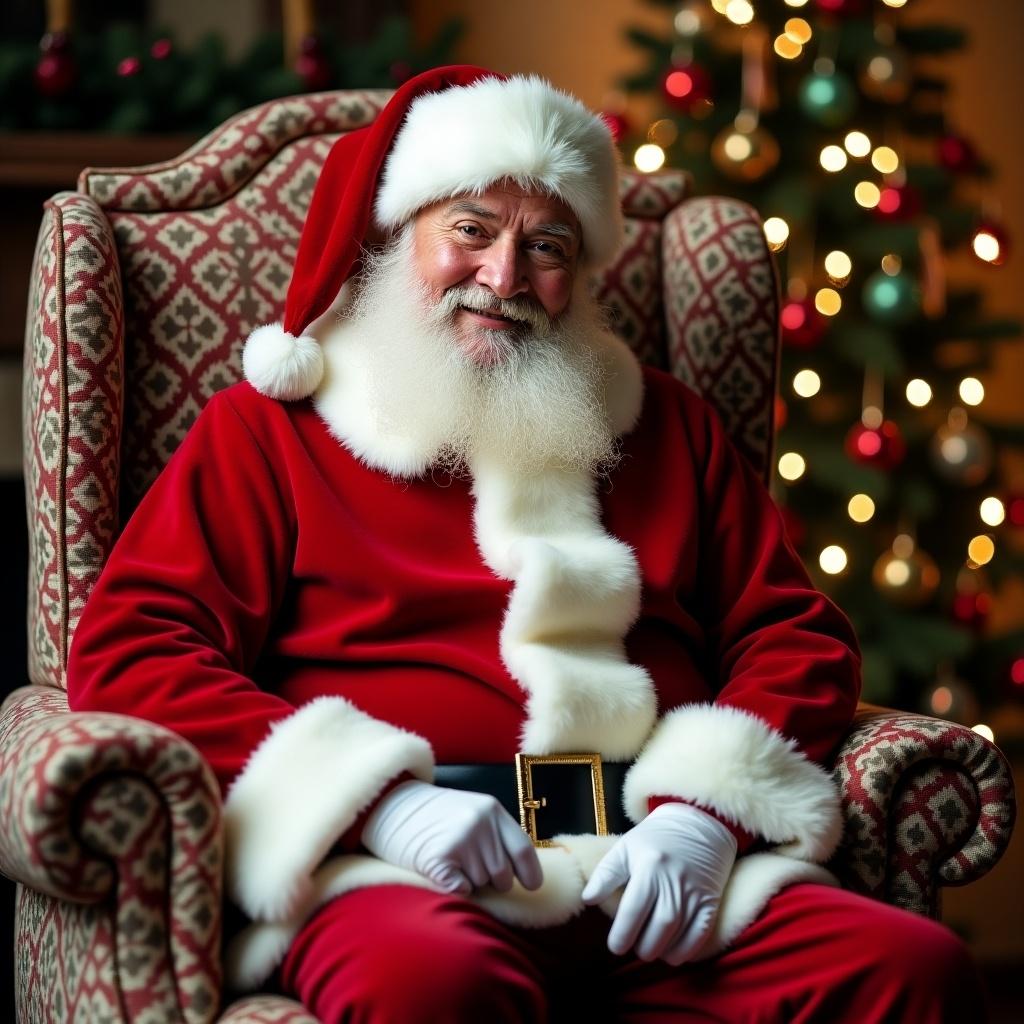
[515,752,608,847]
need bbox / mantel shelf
[0,132,200,189]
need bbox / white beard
[324,224,623,478]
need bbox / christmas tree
[615,0,1023,731]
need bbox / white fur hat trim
[374,74,623,269]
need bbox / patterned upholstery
[8,88,1016,1022]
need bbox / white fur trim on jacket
[224,834,839,992]
[223,696,434,922]
[375,74,624,270]
[242,323,324,401]
[623,703,843,862]
[472,463,657,759]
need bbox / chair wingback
[23,89,780,688]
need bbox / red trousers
[279,882,986,1023]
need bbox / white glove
[360,779,544,895]
[581,802,737,965]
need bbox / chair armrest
[1,685,226,1020]
[0,685,223,898]
[830,704,1016,917]
[219,996,319,1023]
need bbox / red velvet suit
[67,366,859,787]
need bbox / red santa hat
[243,64,624,402]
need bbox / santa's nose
[475,238,529,299]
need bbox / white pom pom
[242,324,324,401]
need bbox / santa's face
[410,181,581,366]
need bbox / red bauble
[938,134,978,174]
[844,420,906,471]
[875,183,922,221]
[1005,493,1024,528]
[781,298,826,349]
[151,38,173,60]
[1010,657,1024,686]
[34,31,76,97]
[815,0,868,13]
[951,590,991,631]
[117,56,142,77]
[600,111,629,143]
[295,35,332,91]
[662,64,710,113]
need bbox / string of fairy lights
[620,0,1019,730]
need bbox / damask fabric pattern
[22,194,124,690]
[831,710,1016,916]
[219,996,320,1023]
[663,196,780,483]
[0,686,223,1023]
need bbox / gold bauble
[711,123,780,182]
[872,547,940,607]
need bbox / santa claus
[67,66,983,1022]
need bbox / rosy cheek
[539,270,575,316]
[429,243,475,287]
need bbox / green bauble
[862,270,920,325]
[798,69,857,127]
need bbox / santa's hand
[580,802,736,965]
[360,779,543,894]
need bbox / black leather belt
[435,754,631,845]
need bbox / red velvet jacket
[66,365,861,935]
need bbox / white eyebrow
[533,222,578,241]
[444,201,579,244]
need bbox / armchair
[3,88,1015,1022]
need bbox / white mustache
[432,285,554,335]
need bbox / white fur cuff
[623,703,842,862]
[223,696,434,921]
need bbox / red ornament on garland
[34,31,77,98]
[117,56,142,77]
[389,61,413,85]
[938,134,978,174]
[294,35,333,91]
[844,419,906,471]
[662,63,710,113]
[781,297,826,349]
[151,38,173,60]
[600,111,630,143]
[875,183,922,221]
